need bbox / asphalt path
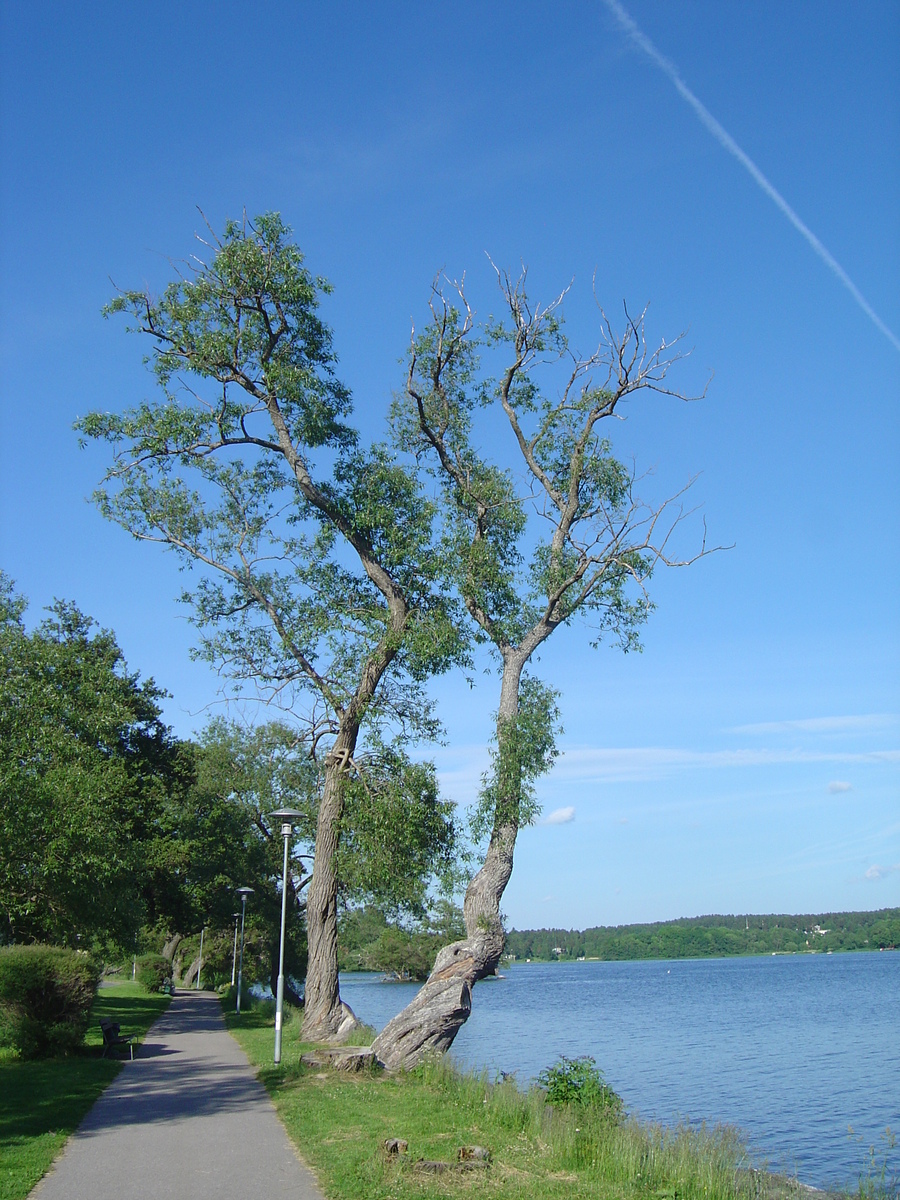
[31,990,325,1200]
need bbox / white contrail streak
[601,0,900,354]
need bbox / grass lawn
[0,981,170,1200]
[225,1002,830,1200]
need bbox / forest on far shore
[337,906,899,979]
[503,907,900,962]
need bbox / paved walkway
[32,990,325,1200]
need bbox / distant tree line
[504,909,900,962]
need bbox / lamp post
[195,926,205,990]
[235,887,254,1014]
[230,913,240,987]
[270,808,304,1064]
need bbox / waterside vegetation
[504,908,900,963]
[227,999,895,1200]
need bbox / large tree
[372,269,716,1069]
[79,214,462,1039]
[0,574,180,947]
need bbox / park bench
[99,1019,136,1060]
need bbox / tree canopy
[373,268,714,1069]
[0,573,180,946]
[78,214,466,1037]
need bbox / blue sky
[1,1,897,928]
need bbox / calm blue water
[340,951,900,1190]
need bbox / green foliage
[538,1055,625,1120]
[79,212,462,731]
[0,574,183,947]
[336,747,457,917]
[472,675,562,839]
[358,927,442,981]
[0,945,100,1059]
[391,269,704,914]
[338,902,467,977]
[134,954,169,993]
[161,719,315,989]
[505,907,900,962]
[78,216,469,978]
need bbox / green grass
[225,1002,850,1200]
[0,981,170,1200]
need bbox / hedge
[0,944,101,1058]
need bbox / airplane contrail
[601,0,900,354]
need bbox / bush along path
[226,1000,874,1200]
[0,980,170,1200]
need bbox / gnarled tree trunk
[161,932,183,963]
[373,655,523,1070]
[301,731,361,1042]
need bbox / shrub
[134,953,170,993]
[222,984,277,1017]
[538,1055,625,1120]
[0,944,100,1058]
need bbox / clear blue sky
[2,1,897,928]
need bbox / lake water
[339,951,900,1190]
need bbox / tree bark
[181,954,201,988]
[161,933,182,963]
[301,730,361,1042]
[372,655,524,1071]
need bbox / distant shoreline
[338,944,897,973]
[505,945,897,965]
[503,906,899,964]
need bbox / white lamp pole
[230,913,240,987]
[270,808,304,1064]
[195,926,205,989]
[235,887,254,1014]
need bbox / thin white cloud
[864,864,900,881]
[733,715,898,736]
[828,781,853,794]
[542,806,576,825]
[600,0,900,354]
[552,744,900,784]
[435,735,899,799]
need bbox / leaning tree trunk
[301,729,361,1043]
[161,933,183,963]
[372,654,524,1071]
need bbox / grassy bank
[226,1002,855,1200]
[0,980,170,1200]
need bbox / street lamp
[235,887,254,1014]
[270,808,304,1064]
[230,913,240,987]
[195,926,205,990]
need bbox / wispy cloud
[552,744,900,784]
[542,806,576,825]
[600,0,900,354]
[733,715,898,736]
[828,781,853,794]
[435,734,899,798]
[864,863,900,881]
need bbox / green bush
[538,1055,625,1120]
[221,983,276,1017]
[134,953,170,993]
[0,944,100,1058]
